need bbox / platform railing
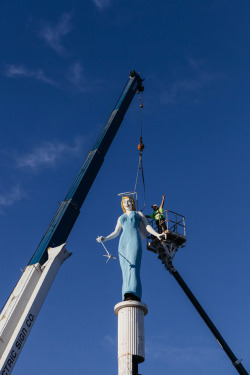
[165,210,186,237]
[148,210,186,237]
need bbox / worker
[146,195,167,234]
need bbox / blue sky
[0,1,250,374]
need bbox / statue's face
[123,198,133,212]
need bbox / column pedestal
[114,301,148,375]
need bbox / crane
[0,70,248,375]
[0,70,144,374]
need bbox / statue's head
[121,196,136,213]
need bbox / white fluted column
[114,301,148,375]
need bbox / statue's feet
[124,293,141,302]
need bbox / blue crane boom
[0,71,143,374]
[29,70,144,266]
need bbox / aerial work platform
[147,210,186,266]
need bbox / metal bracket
[233,359,243,365]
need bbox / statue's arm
[96,218,122,243]
[138,212,162,240]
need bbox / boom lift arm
[0,71,144,374]
[147,215,248,375]
[171,267,248,375]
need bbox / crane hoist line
[0,71,144,375]
[134,91,146,211]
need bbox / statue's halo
[118,191,137,200]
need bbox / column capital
[114,300,148,316]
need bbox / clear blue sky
[0,1,249,374]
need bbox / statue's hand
[157,233,165,241]
[96,236,106,243]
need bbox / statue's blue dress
[118,211,142,300]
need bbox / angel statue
[96,195,162,302]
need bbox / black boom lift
[147,210,248,375]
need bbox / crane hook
[138,136,144,153]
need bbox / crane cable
[134,92,146,211]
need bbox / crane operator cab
[146,210,186,271]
